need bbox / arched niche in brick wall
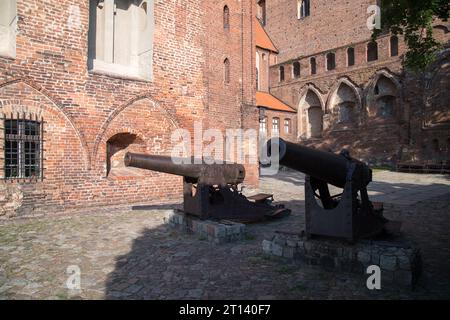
[106,132,146,177]
[95,96,180,178]
[365,70,403,123]
[0,80,90,179]
[326,78,362,129]
[297,85,325,139]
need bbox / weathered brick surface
[0,0,258,215]
[263,233,423,289]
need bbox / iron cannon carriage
[266,138,396,242]
[124,153,290,222]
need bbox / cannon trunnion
[267,138,389,242]
[125,153,290,222]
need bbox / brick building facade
[254,9,297,142]
[0,0,257,216]
[262,0,450,167]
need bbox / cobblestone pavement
[0,171,449,300]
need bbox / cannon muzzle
[266,138,371,189]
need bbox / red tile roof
[255,18,278,53]
[256,91,296,113]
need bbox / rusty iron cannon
[124,153,290,222]
[266,138,395,242]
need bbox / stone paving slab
[0,170,449,300]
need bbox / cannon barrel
[124,153,246,185]
[267,138,371,189]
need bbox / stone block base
[262,232,422,289]
[165,210,246,244]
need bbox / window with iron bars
[3,116,43,181]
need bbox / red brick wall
[264,0,450,166]
[0,0,257,215]
[265,0,378,62]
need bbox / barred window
[4,118,43,180]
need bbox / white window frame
[88,0,154,81]
[272,118,280,135]
[284,119,291,134]
[0,0,17,59]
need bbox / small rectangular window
[367,41,378,62]
[293,62,301,78]
[310,57,317,75]
[284,119,291,134]
[279,66,285,82]
[390,36,399,57]
[326,52,336,71]
[272,118,280,134]
[4,118,43,180]
[298,0,310,19]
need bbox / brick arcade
[259,0,450,167]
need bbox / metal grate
[2,113,44,181]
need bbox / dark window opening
[299,0,310,19]
[347,47,355,66]
[4,119,42,180]
[390,35,399,57]
[376,96,395,117]
[284,119,291,134]
[224,58,230,84]
[310,57,316,75]
[279,66,285,82]
[374,84,380,95]
[223,5,230,31]
[432,139,440,153]
[326,52,336,71]
[367,41,378,62]
[293,61,301,78]
[257,0,266,25]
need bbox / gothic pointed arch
[0,79,90,170]
[297,84,325,139]
[94,96,180,176]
